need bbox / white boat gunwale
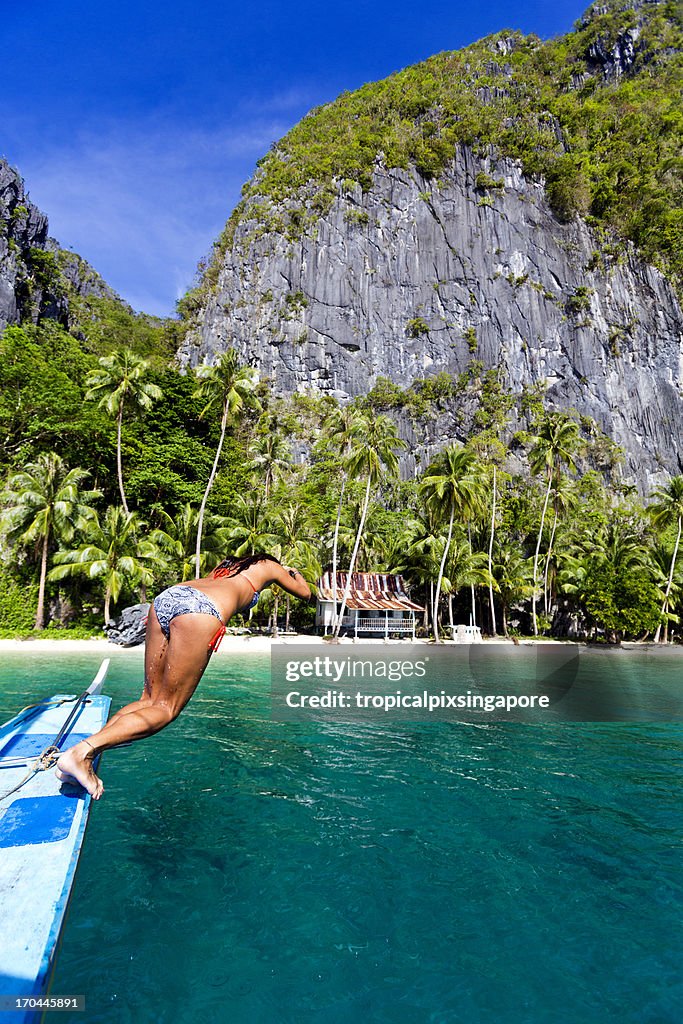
[0,659,112,1022]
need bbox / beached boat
[0,660,111,1022]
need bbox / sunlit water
[0,649,681,1024]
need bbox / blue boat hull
[0,660,112,1023]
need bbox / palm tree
[323,405,362,632]
[469,431,507,636]
[443,532,492,632]
[49,506,159,625]
[193,349,260,576]
[558,517,652,635]
[488,465,498,635]
[591,519,651,572]
[492,541,534,638]
[649,540,682,642]
[528,414,581,635]
[334,498,387,573]
[418,446,483,642]
[247,432,292,499]
[85,348,162,514]
[333,414,405,638]
[388,511,442,634]
[269,501,319,633]
[0,454,99,629]
[649,476,683,642]
[543,476,576,616]
[151,504,230,581]
[224,494,277,557]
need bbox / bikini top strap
[212,566,259,594]
[241,572,258,594]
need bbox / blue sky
[1,1,589,317]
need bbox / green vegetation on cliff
[193,0,681,312]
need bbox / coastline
[0,634,555,654]
[0,635,672,654]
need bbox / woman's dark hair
[212,553,281,578]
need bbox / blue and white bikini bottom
[153,585,223,640]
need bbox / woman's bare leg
[95,606,169,730]
[55,610,219,799]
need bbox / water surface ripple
[0,651,680,1023]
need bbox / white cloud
[240,85,319,114]
[0,110,302,316]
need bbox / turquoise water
[1,649,682,1024]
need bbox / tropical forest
[1,0,682,644]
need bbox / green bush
[27,248,63,293]
[566,286,593,316]
[406,317,429,338]
[0,576,39,632]
[545,158,591,222]
[584,563,662,641]
[464,326,478,353]
[475,172,504,194]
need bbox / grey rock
[0,159,48,329]
[581,1,664,82]
[180,144,683,493]
[0,159,120,330]
[48,240,119,302]
[104,603,150,646]
[588,25,641,78]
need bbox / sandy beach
[0,633,573,654]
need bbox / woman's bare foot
[55,741,104,800]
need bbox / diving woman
[55,554,312,799]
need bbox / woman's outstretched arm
[276,564,313,601]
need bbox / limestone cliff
[178,0,683,491]
[0,159,118,331]
[180,147,682,487]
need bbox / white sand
[0,633,573,654]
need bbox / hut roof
[317,571,423,612]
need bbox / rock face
[0,158,118,330]
[104,603,150,647]
[180,145,683,490]
[0,160,50,328]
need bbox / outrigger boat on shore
[0,660,111,1023]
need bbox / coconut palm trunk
[488,466,497,637]
[654,514,682,643]
[334,475,372,637]
[116,399,129,515]
[432,502,455,643]
[543,507,559,617]
[35,533,50,631]
[468,525,476,628]
[532,472,553,636]
[195,404,229,578]
[272,592,280,638]
[330,476,347,633]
